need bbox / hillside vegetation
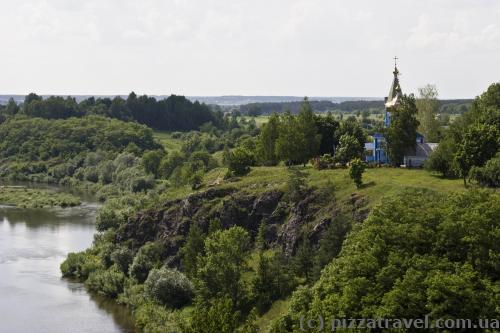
[0,83,497,332]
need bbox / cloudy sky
[0,0,499,98]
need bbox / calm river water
[0,187,136,333]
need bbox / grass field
[163,165,465,206]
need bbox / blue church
[365,61,435,167]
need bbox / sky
[0,0,499,98]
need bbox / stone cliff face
[116,186,369,261]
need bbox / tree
[454,123,499,185]
[425,138,458,177]
[276,188,500,328]
[349,158,366,188]
[189,297,240,333]
[293,237,314,281]
[4,98,19,116]
[385,94,419,166]
[252,251,295,314]
[315,113,340,155]
[470,153,500,187]
[129,242,164,283]
[196,227,250,309]
[312,214,351,281]
[335,134,364,165]
[296,98,321,164]
[228,147,255,176]
[275,112,305,165]
[144,267,194,308]
[142,150,164,177]
[181,224,206,278]
[256,113,280,166]
[416,84,440,142]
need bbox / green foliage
[470,153,500,187]
[134,302,182,333]
[228,147,255,176]
[296,98,321,163]
[454,123,498,184]
[275,112,305,165]
[142,150,164,177]
[60,250,103,279]
[284,167,308,203]
[292,237,314,281]
[278,188,500,329]
[252,252,295,314]
[96,206,122,231]
[189,297,240,333]
[315,113,340,155]
[196,227,251,309]
[349,158,366,188]
[85,266,127,297]
[312,214,352,281]
[385,94,420,166]
[427,83,500,183]
[144,267,194,308]
[335,134,364,165]
[256,113,280,166]
[111,246,134,274]
[129,242,164,283]
[425,138,458,177]
[416,84,441,142]
[0,186,80,208]
[180,224,206,278]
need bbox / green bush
[349,158,365,188]
[85,267,127,297]
[111,247,135,274]
[129,242,164,283]
[96,207,121,231]
[60,251,103,279]
[144,267,194,308]
[470,153,500,187]
[228,147,254,176]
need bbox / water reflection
[0,192,136,333]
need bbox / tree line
[426,82,500,186]
[0,92,223,132]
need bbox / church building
[364,60,438,167]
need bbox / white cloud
[0,0,498,97]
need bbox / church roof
[385,66,402,108]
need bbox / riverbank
[0,186,81,208]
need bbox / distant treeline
[0,93,222,132]
[240,99,472,115]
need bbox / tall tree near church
[385,94,419,166]
[416,84,440,142]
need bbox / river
[0,187,136,333]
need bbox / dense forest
[0,83,498,332]
[0,92,221,131]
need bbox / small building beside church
[364,61,438,167]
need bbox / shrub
[228,147,254,176]
[144,267,194,308]
[349,158,365,188]
[96,207,121,231]
[111,247,135,274]
[60,251,103,279]
[85,267,127,297]
[129,242,164,283]
[470,153,500,187]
